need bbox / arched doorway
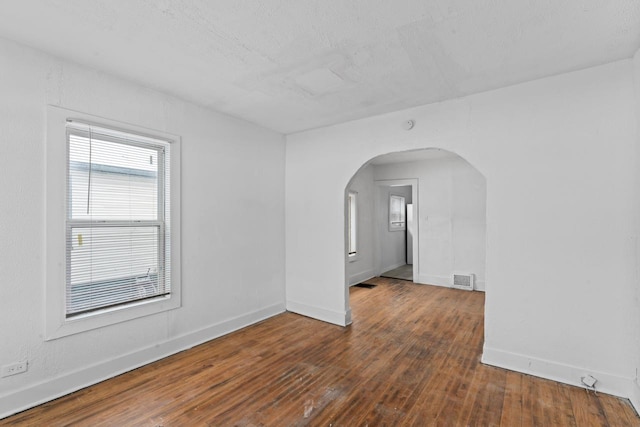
[344,148,487,319]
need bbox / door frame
[374,179,419,283]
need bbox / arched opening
[344,147,487,323]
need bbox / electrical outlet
[581,374,597,388]
[1,361,28,378]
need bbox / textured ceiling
[370,148,455,165]
[0,0,639,133]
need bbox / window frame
[65,126,168,317]
[347,191,357,259]
[389,194,406,231]
[46,106,182,340]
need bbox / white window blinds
[66,121,172,317]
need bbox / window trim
[45,106,182,340]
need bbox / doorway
[345,148,486,294]
[375,180,418,282]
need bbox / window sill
[46,294,180,340]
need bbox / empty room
[1,1,640,425]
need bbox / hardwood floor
[3,277,638,426]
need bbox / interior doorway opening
[375,180,418,283]
[344,147,487,315]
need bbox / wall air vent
[453,273,474,291]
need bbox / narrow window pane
[69,134,158,220]
[348,192,357,255]
[67,226,164,315]
[389,195,406,230]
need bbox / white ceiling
[0,1,639,134]
[369,148,456,165]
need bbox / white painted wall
[631,49,640,413]
[374,156,486,290]
[376,185,412,273]
[345,165,376,286]
[286,59,637,398]
[0,37,286,417]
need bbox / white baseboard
[348,269,376,286]
[482,345,633,399]
[416,274,450,288]
[631,380,640,417]
[380,261,406,275]
[344,307,352,325]
[416,274,485,292]
[0,303,285,420]
[286,300,351,326]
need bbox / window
[348,192,357,256]
[389,195,406,231]
[46,107,181,339]
[66,122,170,316]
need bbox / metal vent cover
[453,273,474,291]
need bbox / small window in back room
[389,194,406,231]
[348,191,357,256]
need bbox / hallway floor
[381,263,413,281]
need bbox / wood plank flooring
[2,277,637,426]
